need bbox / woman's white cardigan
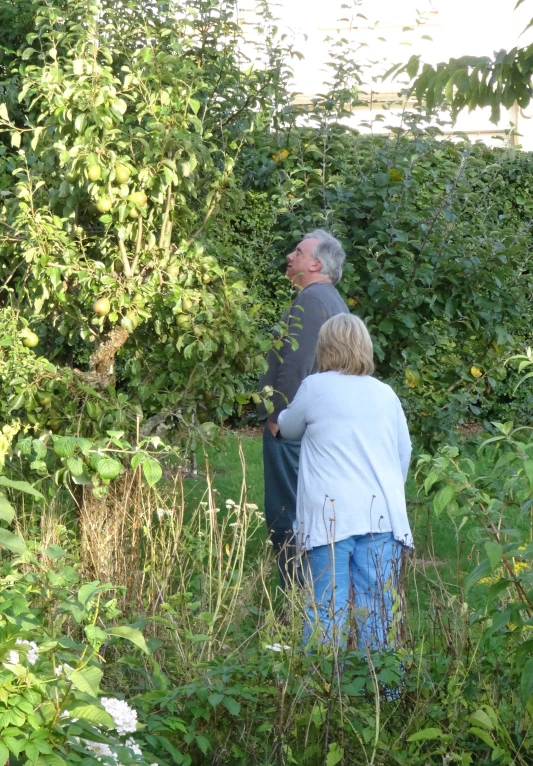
[278,371,413,551]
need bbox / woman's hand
[267,420,280,437]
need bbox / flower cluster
[264,643,291,652]
[55,663,74,677]
[101,697,138,736]
[8,638,39,666]
[78,736,151,764]
[155,507,171,520]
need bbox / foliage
[397,2,533,124]
[237,122,533,441]
[0,0,290,435]
[0,475,154,764]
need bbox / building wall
[245,0,533,149]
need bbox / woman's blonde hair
[316,313,375,376]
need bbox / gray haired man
[258,230,349,587]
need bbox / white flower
[264,643,291,652]
[156,508,165,520]
[229,522,239,527]
[7,650,19,664]
[81,739,118,763]
[225,499,236,508]
[125,738,142,757]
[55,663,73,677]
[101,697,138,736]
[15,639,38,665]
[245,503,259,510]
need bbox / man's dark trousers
[262,424,301,589]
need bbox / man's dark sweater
[257,282,349,423]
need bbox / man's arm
[268,292,328,425]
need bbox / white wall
[245,0,533,149]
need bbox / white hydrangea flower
[101,697,138,736]
[55,663,74,677]
[81,739,118,763]
[7,650,19,665]
[15,639,39,665]
[264,643,291,652]
[125,738,142,757]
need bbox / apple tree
[0,0,291,437]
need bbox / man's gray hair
[303,229,346,285]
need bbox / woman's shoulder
[309,372,400,400]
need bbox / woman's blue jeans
[303,532,402,650]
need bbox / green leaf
[0,742,9,766]
[485,542,502,573]
[43,544,66,559]
[0,528,27,554]
[469,709,494,730]
[131,453,144,470]
[208,693,224,707]
[67,703,115,729]
[326,743,344,766]
[433,485,456,517]
[66,456,85,476]
[0,476,43,499]
[69,666,103,698]
[465,558,493,593]
[96,457,122,480]
[53,437,78,457]
[0,494,15,524]
[106,626,149,654]
[522,657,533,702]
[407,727,444,742]
[142,458,162,487]
[195,735,210,755]
[0,103,9,122]
[524,460,533,489]
[223,696,240,716]
[424,470,439,494]
[85,624,108,647]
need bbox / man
[258,229,349,587]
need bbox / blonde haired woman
[278,313,413,648]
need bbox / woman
[277,313,412,649]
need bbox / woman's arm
[396,400,412,482]
[278,378,310,440]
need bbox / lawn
[183,429,475,608]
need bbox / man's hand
[267,420,280,437]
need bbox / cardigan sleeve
[396,399,412,483]
[277,377,310,440]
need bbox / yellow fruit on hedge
[278,148,289,160]
[166,264,180,278]
[38,395,51,406]
[93,297,111,316]
[22,331,39,348]
[48,419,62,433]
[181,296,193,312]
[176,314,190,328]
[96,197,112,213]
[471,366,483,378]
[128,207,139,218]
[130,191,147,207]
[115,163,131,184]
[347,298,358,307]
[125,309,139,328]
[87,164,101,181]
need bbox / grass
[183,429,473,595]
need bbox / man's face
[285,238,321,286]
